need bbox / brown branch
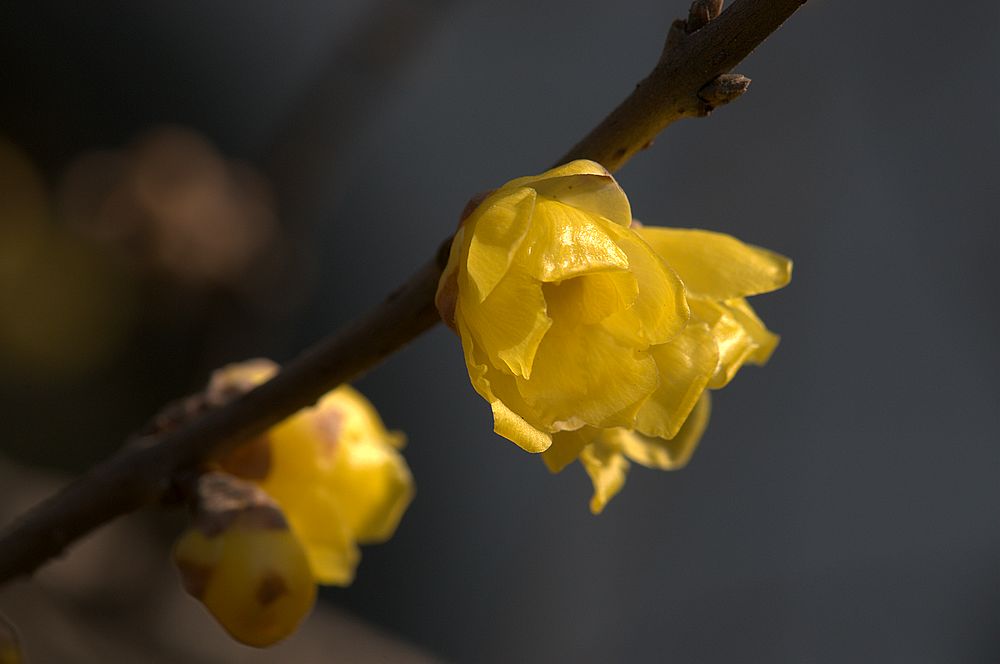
[559,0,807,170]
[0,0,808,585]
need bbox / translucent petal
[318,385,406,449]
[580,442,629,514]
[637,227,792,300]
[276,486,359,586]
[689,299,757,389]
[614,392,711,470]
[465,186,536,301]
[492,400,552,453]
[329,439,415,544]
[634,322,718,440]
[517,320,658,430]
[542,270,638,327]
[598,221,689,347]
[726,298,780,365]
[521,200,629,282]
[257,417,361,584]
[542,428,596,473]
[456,314,552,452]
[458,266,552,379]
[531,174,631,227]
[501,160,631,226]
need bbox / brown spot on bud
[256,570,289,607]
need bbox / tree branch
[0,0,808,585]
[559,0,807,170]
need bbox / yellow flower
[437,160,790,511]
[173,473,317,647]
[211,359,415,586]
[173,360,414,646]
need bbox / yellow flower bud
[438,160,791,511]
[211,360,415,586]
[173,474,316,647]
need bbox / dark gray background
[3,1,999,661]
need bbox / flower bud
[173,473,316,647]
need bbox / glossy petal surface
[638,227,791,299]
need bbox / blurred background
[2,0,999,661]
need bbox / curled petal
[598,221,689,347]
[637,227,792,300]
[465,187,536,301]
[503,160,632,227]
[458,268,552,379]
[725,298,780,365]
[542,270,638,326]
[456,315,552,452]
[634,322,717,440]
[615,392,711,470]
[522,200,629,282]
[517,321,658,431]
[542,428,596,473]
[689,299,757,389]
[580,442,629,514]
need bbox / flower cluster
[436,160,790,512]
[173,359,414,645]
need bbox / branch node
[686,0,725,33]
[697,73,751,114]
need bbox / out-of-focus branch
[0,0,808,585]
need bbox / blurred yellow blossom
[437,160,790,511]
[173,360,413,646]
[174,473,316,647]
[0,138,131,379]
[210,359,414,586]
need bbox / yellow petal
[579,442,629,514]
[689,299,757,389]
[634,322,717,440]
[465,186,536,301]
[275,486,360,586]
[725,298,780,365]
[615,392,711,470]
[637,227,792,300]
[458,266,552,379]
[542,428,596,473]
[456,314,552,452]
[598,221,689,347]
[522,199,629,282]
[501,160,631,227]
[492,399,552,453]
[329,439,414,544]
[258,416,361,584]
[319,385,406,450]
[517,320,658,430]
[542,270,638,326]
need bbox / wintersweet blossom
[174,360,414,645]
[210,359,415,585]
[174,474,316,647]
[437,160,790,511]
